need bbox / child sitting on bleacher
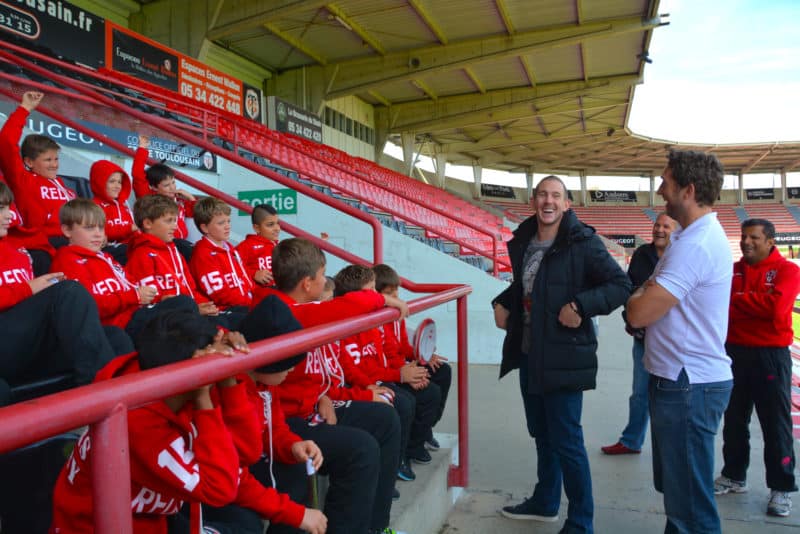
[374,263,452,453]
[0,182,116,406]
[51,309,316,534]
[89,159,137,265]
[333,265,435,480]
[236,203,281,304]
[266,237,408,534]
[132,134,195,261]
[0,91,75,248]
[50,198,205,341]
[190,197,255,310]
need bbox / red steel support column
[448,294,470,487]
[91,403,133,534]
[492,238,499,277]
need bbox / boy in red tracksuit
[190,197,255,310]
[89,159,136,264]
[236,204,281,304]
[0,182,116,405]
[333,265,434,479]
[51,310,313,534]
[0,178,54,275]
[132,134,195,261]
[51,198,202,341]
[374,263,452,454]
[268,237,407,534]
[0,91,75,245]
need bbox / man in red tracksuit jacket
[0,183,115,405]
[190,197,255,310]
[89,159,136,264]
[51,310,312,534]
[0,91,75,244]
[267,237,408,534]
[715,219,800,518]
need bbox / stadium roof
[184,0,800,175]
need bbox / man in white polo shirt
[627,149,733,534]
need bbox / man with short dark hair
[714,218,800,517]
[493,175,631,534]
[627,149,733,533]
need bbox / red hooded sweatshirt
[0,176,54,255]
[727,246,800,347]
[339,327,401,387]
[263,288,386,418]
[50,244,141,328]
[235,234,277,303]
[380,319,414,368]
[126,232,209,305]
[0,106,76,237]
[89,160,136,244]
[50,353,241,534]
[0,238,33,312]
[190,237,254,309]
[132,147,194,240]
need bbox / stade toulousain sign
[0,0,263,123]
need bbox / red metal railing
[0,287,471,532]
[0,40,510,274]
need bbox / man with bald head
[603,212,677,455]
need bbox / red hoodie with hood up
[89,159,136,244]
[125,232,209,305]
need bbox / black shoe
[397,459,416,481]
[425,436,440,451]
[499,496,558,522]
[409,448,432,464]
[392,487,400,500]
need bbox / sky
[386,0,800,188]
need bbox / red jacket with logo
[89,160,136,244]
[339,327,401,387]
[264,288,385,418]
[235,234,277,304]
[189,237,254,309]
[50,353,241,534]
[727,247,800,347]
[132,147,194,240]
[0,238,33,312]
[0,176,53,254]
[0,106,76,237]
[126,232,209,304]
[380,319,414,367]
[50,244,141,328]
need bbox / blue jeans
[620,338,649,450]
[649,369,732,534]
[520,358,593,533]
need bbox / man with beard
[493,175,630,534]
[627,150,732,533]
[602,212,677,455]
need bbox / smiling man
[627,149,732,534]
[714,218,800,518]
[492,175,630,534]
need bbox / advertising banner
[605,234,636,247]
[268,96,322,143]
[774,232,800,245]
[788,187,800,199]
[481,183,516,199]
[237,189,298,215]
[0,0,105,68]
[591,190,637,202]
[745,188,775,200]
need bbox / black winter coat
[493,209,631,393]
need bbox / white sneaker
[767,490,792,517]
[714,475,747,495]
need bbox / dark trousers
[385,382,414,457]
[427,362,452,429]
[102,243,128,266]
[168,503,263,534]
[721,343,797,491]
[398,381,442,454]
[29,248,52,277]
[0,281,115,387]
[275,401,400,533]
[173,238,193,263]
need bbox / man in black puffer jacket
[492,175,631,534]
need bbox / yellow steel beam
[412,79,438,100]
[520,55,538,87]
[208,0,329,40]
[408,0,448,44]
[325,3,386,55]
[464,67,486,94]
[368,90,391,106]
[495,0,515,34]
[323,15,664,99]
[264,22,328,65]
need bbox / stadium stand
[743,203,798,232]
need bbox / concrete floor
[435,309,799,533]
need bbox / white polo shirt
[644,212,733,383]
